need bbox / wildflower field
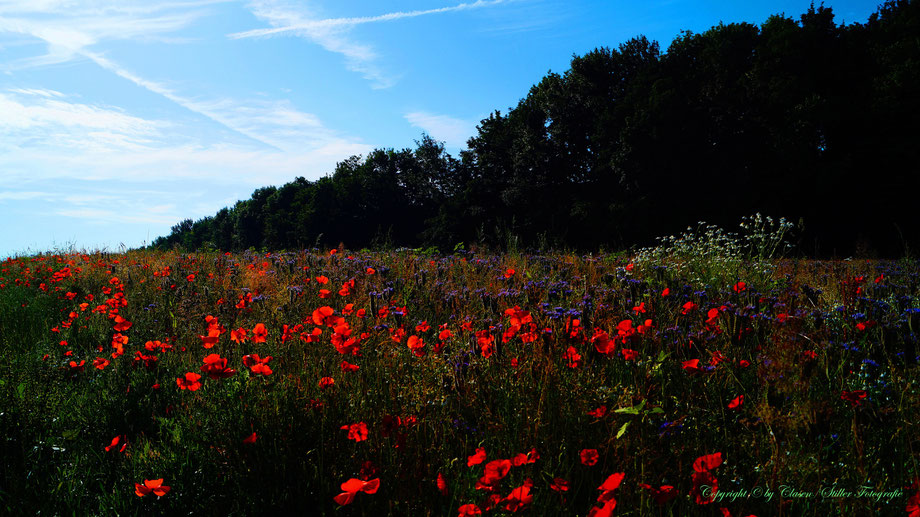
[2,243,920,515]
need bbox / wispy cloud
[0,89,166,151]
[405,111,476,150]
[231,0,510,88]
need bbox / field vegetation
[2,220,919,516]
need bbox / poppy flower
[621,349,639,361]
[366,267,376,275]
[93,357,110,370]
[458,504,482,516]
[199,329,220,349]
[467,447,487,466]
[841,390,867,407]
[480,459,512,485]
[318,376,335,389]
[113,316,132,332]
[407,335,425,356]
[200,353,236,379]
[437,472,448,496]
[105,435,127,453]
[315,275,329,284]
[341,422,369,442]
[682,301,697,314]
[691,452,722,505]
[580,449,599,466]
[340,360,360,372]
[242,354,273,376]
[638,484,678,505]
[502,479,533,512]
[69,360,85,372]
[733,281,746,293]
[587,405,608,418]
[682,359,701,374]
[693,452,723,472]
[598,472,625,492]
[565,346,583,368]
[504,268,515,279]
[243,432,257,444]
[728,395,744,410]
[333,478,379,505]
[135,479,170,497]
[550,477,569,492]
[588,499,617,517]
[176,372,202,391]
[231,328,248,343]
[592,330,615,355]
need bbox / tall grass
[1,246,918,515]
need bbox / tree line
[153,1,920,257]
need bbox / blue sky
[0,0,880,257]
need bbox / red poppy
[312,306,341,327]
[93,357,110,370]
[504,268,516,279]
[598,472,625,492]
[69,360,85,372]
[480,459,512,485]
[176,372,202,391]
[113,315,132,332]
[733,281,746,293]
[728,395,744,410]
[135,479,170,497]
[682,359,701,373]
[691,452,722,505]
[565,346,583,368]
[340,360,360,372]
[318,376,335,389]
[341,422,369,442]
[242,354,273,376]
[502,479,534,512]
[661,288,670,297]
[458,504,482,516]
[436,472,448,496]
[407,335,425,356]
[638,483,678,505]
[693,452,723,472]
[592,330,615,355]
[588,499,617,517]
[315,275,329,284]
[366,267,376,275]
[243,432,257,444]
[231,328,248,343]
[587,405,608,418]
[467,447,487,466]
[105,435,127,452]
[199,328,220,348]
[621,349,639,361]
[682,301,697,314]
[841,390,867,407]
[200,353,236,379]
[580,449,599,466]
[550,477,570,492]
[333,478,379,505]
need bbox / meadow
[2,232,919,515]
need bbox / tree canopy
[153,1,920,257]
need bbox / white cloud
[405,111,475,149]
[0,90,166,151]
[232,0,510,88]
